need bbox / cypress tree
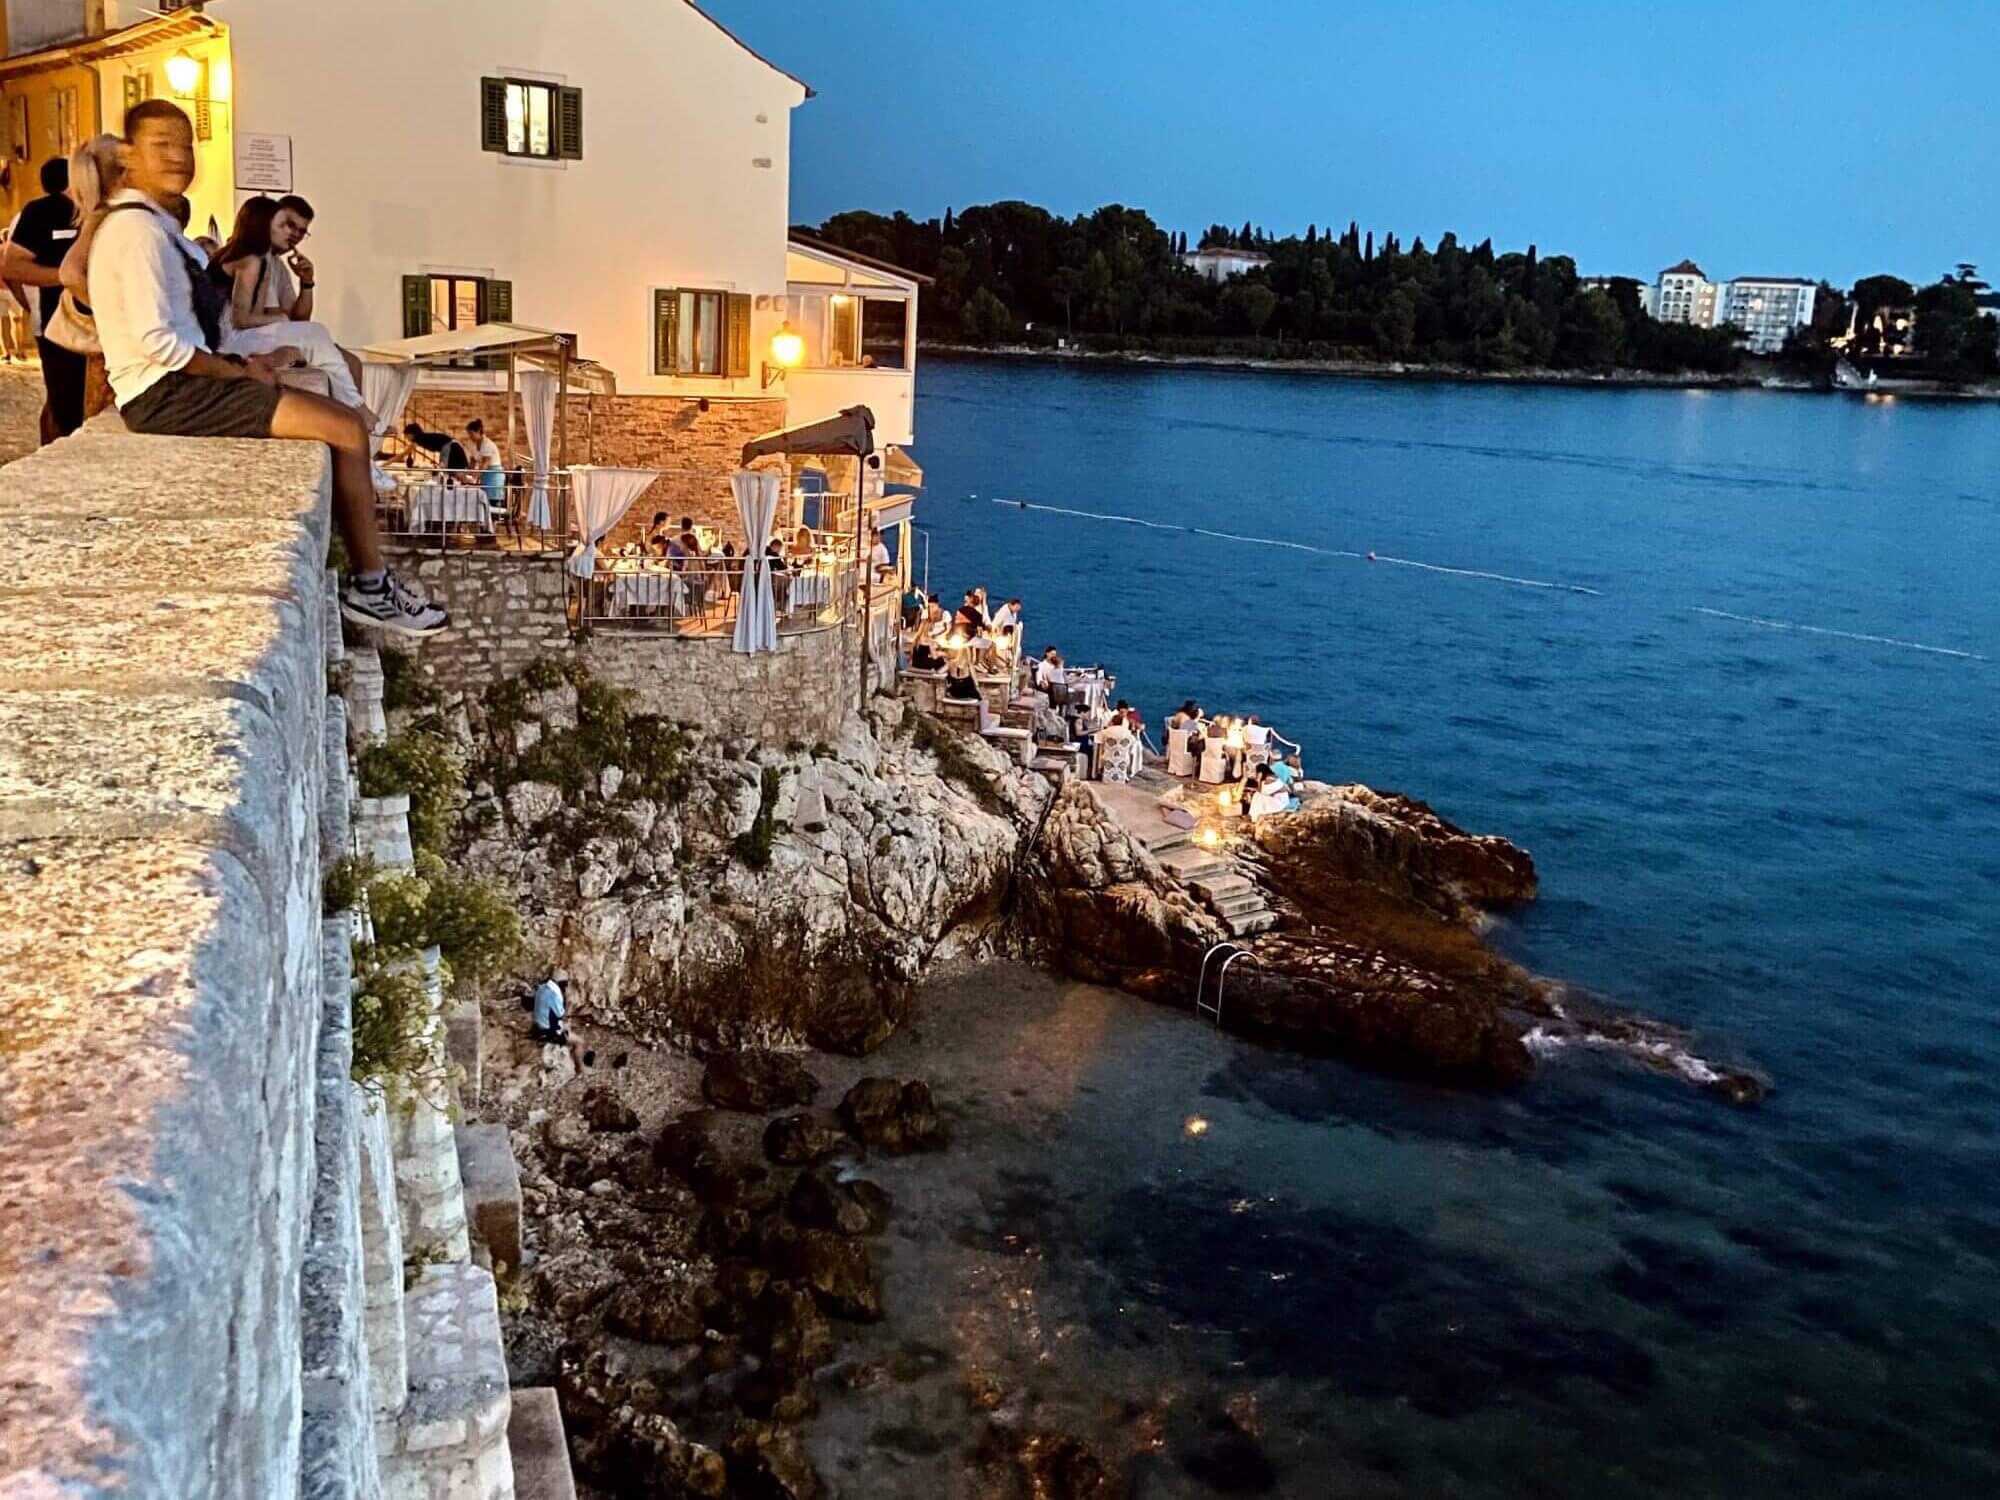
[1365,229,1374,261]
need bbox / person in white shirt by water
[90,101,447,635]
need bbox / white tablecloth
[405,483,491,531]
[611,569,686,612]
[787,566,833,611]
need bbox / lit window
[505,81,553,157]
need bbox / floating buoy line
[971,495,1986,663]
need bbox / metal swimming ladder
[1195,941,1258,1027]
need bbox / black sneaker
[340,569,451,635]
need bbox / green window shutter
[655,289,680,374]
[486,279,513,324]
[556,86,583,160]
[726,293,752,378]
[480,77,508,153]
[402,275,430,338]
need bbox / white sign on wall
[235,133,293,194]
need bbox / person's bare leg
[269,388,383,574]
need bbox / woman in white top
[209,196,371,420]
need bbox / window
[53,86,79,159]
[9,97,26,163]
[654,289,750,377]
[480,77,582,160]
[122,72,153,127]
[401,273,513,338]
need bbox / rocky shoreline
[405,656,1766,1496]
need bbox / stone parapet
[376,1265,515,1500]
[0,421,334,1497]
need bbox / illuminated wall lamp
[763,321,803,388]
[165,49,202,97]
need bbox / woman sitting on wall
[208,196,373,423]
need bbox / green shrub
[350,944,449,1099]
[379,647,439,712]
[360,852,522,993]
[358,729,464,855]
[731,766,783,870]
[522,656,571,693]
[479,660,690,808]
[322,853,376,916]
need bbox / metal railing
[373,465,573,557]
[574,546,885,639]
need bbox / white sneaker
[340,570,451,635]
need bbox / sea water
[820,361,2000,1496]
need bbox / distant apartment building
[1716,278,1818,353]
[1182,246,1272,282]
[1642,259,1818,353]
[1654,260,1720,329]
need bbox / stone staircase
[1133,818,1279,938]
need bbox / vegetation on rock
[358,728,464,855]
[349,943,451,1101]
[378,645,439,712]
[732,767,783,870]
[362,850,522,993]
[910,714,1005,814]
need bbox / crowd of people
[7,102,447,634]
[1166,702,1304,819]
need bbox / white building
[1715,278,1818,354]
[0,0,926,540]
[1653,260,1719,328]
[1181,246,1271,282]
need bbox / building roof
[1187,247,1271,262]
[1728,277,1815,288]
[685,1,814,98]
[788,233,933,286]
[1660,259,1707,278]
[0,8,211,77]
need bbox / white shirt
[1035,658,1065,689]
[262,252,299,314]
[469,436,502,472]
[870,540,892,571]
[91,190,206,407]
[990,603,1018,632]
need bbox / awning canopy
[740,405,875,465]
[882,445,923,492]
[359,322,616,394]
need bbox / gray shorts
[120,366,283,439]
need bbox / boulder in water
[702,1049,822,1111]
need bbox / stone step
[455,1123,523,1276]
[1191,875,1257,901]
[1142,829,1192,853]
[1213,896,1270,921]
[1159,856,1231,883]
[446,999,483,1108]
[1224,911,1279,937]
[377,1263,515,1500]
[508,1387,578,1500]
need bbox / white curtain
[360,361,418,440]
[731,469,782,654]
[566,466,659,579]
[520,370,558,529]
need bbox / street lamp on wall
[165,49,202,97]
[762,321,803,388]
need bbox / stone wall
[385,548,860,747]
[404,390,788,546]
[0,421,334,1497]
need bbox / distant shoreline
[920,340,1781,392]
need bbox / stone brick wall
[403,390,788,547]
[0,421,338,1498]
[387,548,857,746]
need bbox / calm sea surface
[848,359,2000,1495]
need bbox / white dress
[220,253,365,409]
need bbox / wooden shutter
[557,86,583,160]
[655,289,680,374]
[726,293,752,378]
[486,280,513,323]
[480,77,508,153]
[402,275,430,338]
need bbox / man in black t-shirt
[2,157,88,439]
[402,422,474,481]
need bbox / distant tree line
[1778,264,1998,383]
[802,201,2000,382]
[802,202,1743,373]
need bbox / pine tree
[1364,230,1374,261]
[1240,220,1253,248]
[1306,224,1318,246]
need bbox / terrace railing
[374,465,573,557]
[574,543,880,640]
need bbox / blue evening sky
[713,0,1998,289]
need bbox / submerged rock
[787,1162,892,1236]
[702,1049,821,1112]
[726,1419,825,1500]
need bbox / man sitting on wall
[92,101,447,635]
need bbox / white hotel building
[1643,259,1818,354]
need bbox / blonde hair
[69,133,124,217]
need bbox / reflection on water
[808,965,2000,1499]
